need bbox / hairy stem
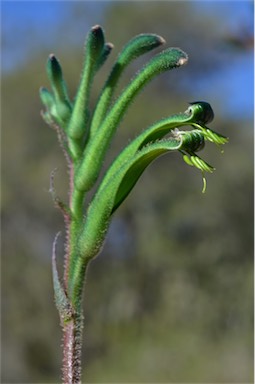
[62,156,87,382]
[62,311,83,384]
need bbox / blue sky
[1,0,254,119]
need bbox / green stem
[62,158,87,383]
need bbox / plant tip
[106,42,114,49]
[92,24,102,31]
[158,35,166,45]
[178,56,188,66]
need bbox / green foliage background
[2,1,253,383]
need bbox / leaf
[52,233,73,324]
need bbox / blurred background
[1,1,254,383]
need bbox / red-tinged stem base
[62,311,83,384]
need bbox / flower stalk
[40,25,228,383]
